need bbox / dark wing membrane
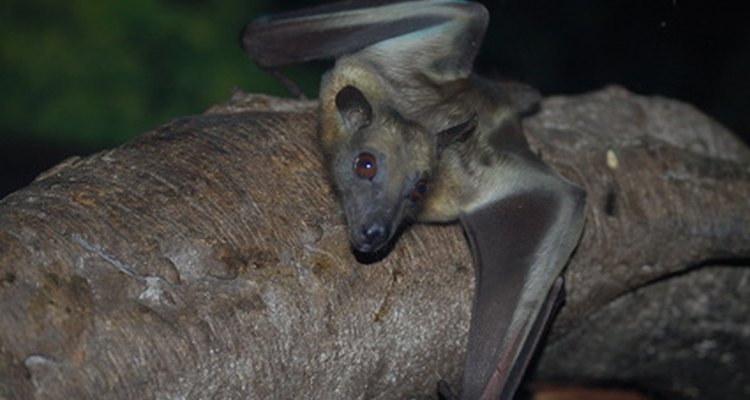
[458,183,584,399]
[241,0,487,81]
[499,277,564,399]
[241,13,449,67]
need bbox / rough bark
[0,86,748,399]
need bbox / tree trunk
[1,86,748,399]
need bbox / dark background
[1,0,748,198]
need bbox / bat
[241,1,586,399]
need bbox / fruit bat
[241,1,586,398]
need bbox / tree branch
[1,87,748,399]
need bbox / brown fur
[319,57,542,228]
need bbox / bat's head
[325,84,437,254]
[321,80,476,253]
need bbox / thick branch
[0,87,748,399]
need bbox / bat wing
[444,170,586,399]
[241,0,488,83]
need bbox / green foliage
[0,0,320,149]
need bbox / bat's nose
[363,223,388,244]
[355,223,389,253]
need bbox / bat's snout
[352,222,390,253]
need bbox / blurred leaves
[0,0,319,149]
[1,0,747,152]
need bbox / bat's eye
[409,179,428,202]
[354,152,377,179]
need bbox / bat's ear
[335,85,372,132]
[437,114,477,150]
[499,82,542,116]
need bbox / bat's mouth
[353,242,379,254]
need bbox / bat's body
[241,1,586,398]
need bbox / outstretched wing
[241,0,488,83]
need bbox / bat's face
[329,85,436,254]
